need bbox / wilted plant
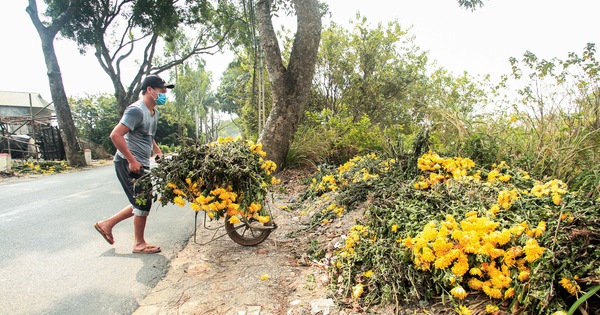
[306,150,599,314]
[135,136,280,223]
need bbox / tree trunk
[255,0,322,172]
[26,0,86,167]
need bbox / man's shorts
[114,158,152,217]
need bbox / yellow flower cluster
[530,179,567,205]
[27,163,41,171]
[485,304,499,313]
[308,153,394,196]
[314,174,338,192]
[487,161,512,183]
[414,151,477,189]
[19,161,70,175]
[403,213,546,301]
[323,203,345,217]
[173,180,271,222]
[339,225,370,257]
[559,276,581,296]
[456,305,471,315]
[497,189,519,210]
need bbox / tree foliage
[457,0,486,10]
[169,59,212,141]
[70,94,120,156]
[43,0,239,113]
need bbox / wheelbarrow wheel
[224,215,273,246]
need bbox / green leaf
[567,284,600,315]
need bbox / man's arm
[152,140,163,159]
[110,123,142,174]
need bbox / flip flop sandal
[94,223,114,245]
[132,245,161,254]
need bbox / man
[94,74,174,254]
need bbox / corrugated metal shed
[0,91,54,111]
[0,91,55,136]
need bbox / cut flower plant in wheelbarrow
[134,136,280,246]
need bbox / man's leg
[133,215,147,249]
[132,210,160,253]
[95,205,134,244]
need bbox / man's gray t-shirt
[114,100,159,168]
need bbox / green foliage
[298,15,488,174]
[217,53,273,139]
[70,94,119,156]
[289,110,385,167]
[155,104,184,148]
[310,17,430,128]
[457,0,486,10]
[216,59,250,117]
[307,239,326,261]
[168,60,214,142]
[157,143,180,154]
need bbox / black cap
[142,74,175,90]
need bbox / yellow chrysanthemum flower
[498,174,511,182]
[173,196,186,207]
[352,284,364,299]
[485,304,499,313]
[228,216,241,224]
[254,215,271,224]
[559,277,581,295]
[483,285,503,299]
[552,193,562,205]
[456,305,472,315]
[469,267,483,277]
[497,189,518,209]
[450,286,467,299]
[523,238,545,262]
[468,278,484,290]
[518,270,530,282]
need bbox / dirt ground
[131,169,365,315]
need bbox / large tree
[26,0,87,167]
[255,0,322,171]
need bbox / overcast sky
[3,0,599,99]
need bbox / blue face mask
[152,89,167,105]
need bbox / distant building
[0,91,55,136]
[0,91,62,159]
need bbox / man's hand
[128,159,143,174]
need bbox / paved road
[0,165,195,315]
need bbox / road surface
[0,164,195,314]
